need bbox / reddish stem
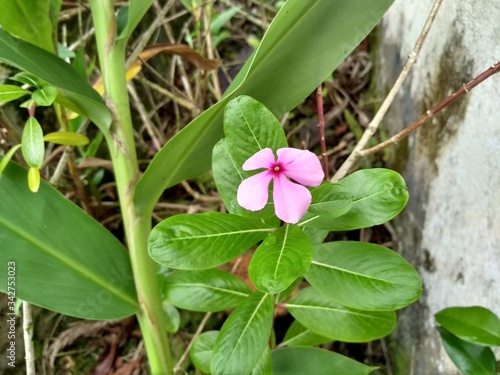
[360,61,500,157]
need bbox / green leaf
[224,95,287,167]
[286,287,396,342]
[211,7,240,35]
[0,162,137,319]
[0,144,22,176]
[134,0,394,213]
[212,139,275,218]
[43,132,90,146]
[163,269,251,312]
[249,225,312,294]
[117,1,154,41]
[435,306,500,346]
[302,169,408,231]
[162,301,180,334]
[308,182,353,218]
[190,330,219,374]
[21,117,45,169]
[10,72,41,87]
[0,85,31,103]
[306,242,422,311]
[438,327,497,375]
[0,0,54,52]
[272,347,377,375]
[49,0,63,30]
[252,347,273,375]
[32,85,58,106]
[211,292,274,375]
[148,212,274,270]
[281,320,331,347]
[27,167,40,193]
[0,29,111,130]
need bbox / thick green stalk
[89,1,172,374]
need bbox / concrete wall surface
[376,0,500,374]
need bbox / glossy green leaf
[438,327,497,375]
[211,292,274,375]
[0,162,137,319]
[134,0,394,213]
[163,269,251,312]
[252,347,273,375]
[0,0,54,52]
[212,139,275,218]
[43,132,89,146]
[0,144,22,176]
[10,72,41,87]
[21,117,44,169]
[224,95,287,167]
[148,212,274,270]
[249,225,312,294]
[281,320,331,347]
[286,287,396,342]
[0,29,111,130]
[302,169,408,231]
[190,330,219,374]
[306,242,422,311]
[0,85,31,103]
[32,86,58,106]
[436,306,500,346]
[272,347,377,375]
[308,183,353,218]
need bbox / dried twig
[331,0,444,182]
[360,61,500,157]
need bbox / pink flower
[237,148,324,224]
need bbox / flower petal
[276,148,324,187]
[237,171,273,211]
[242,148,275,171]
[273,173,312,224]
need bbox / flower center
[270,162,283,175]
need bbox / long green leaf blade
[0,0,54,52]
[0,162,137,319]
[0,29,111,130]
[134,0,394,213]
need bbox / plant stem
[23,302,35,375]
[89,1,173,374]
